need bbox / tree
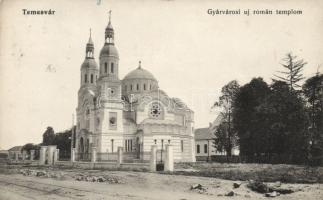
[303,73,323,165]
[233,77,309,164]
[42,127,55,145]
[274,53,307,91]
[53,129,72,159]
[233,78,271,159]
[21,143,40,154]
[212,80,240,159]
[267,81,308,163]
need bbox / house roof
[0,150,8,154]
[194,128,213,140]
[8,146,23,152]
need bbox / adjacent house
[195,127,226,161]
[0,150,9,159]
[8,146,23,160]
[194,114,239,161]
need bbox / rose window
[150,103,162,118]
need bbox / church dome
[100,43,119,57]
[122,62,159,96]
[123,66,157,81]
[81,58,98,70]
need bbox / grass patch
[173,163,323,184]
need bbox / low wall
[7,160,39,166]
[56,161,150,171]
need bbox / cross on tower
[108,10,112,22]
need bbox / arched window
[137,84,139,91]
[130,84,133,91]
[84,74,88,83]
[111,63,114,73]
[197,144,200,154]
[144,84,146,90]
[125,85,127,91]
[104,63,108,73]
[90,74,93,83]
[204,144,208,153]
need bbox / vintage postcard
[0,0,322,199]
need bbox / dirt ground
[0,166,322,200]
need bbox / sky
[0,0,322,150]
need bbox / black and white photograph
[0,0,322,199]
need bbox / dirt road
[0,170,322,200]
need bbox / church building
[75,14,195,162]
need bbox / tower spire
[105,10,114,44]
[88,28,93,44]
[86,28,94,58]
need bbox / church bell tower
[96,11,124,153]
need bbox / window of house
[125,85,127,91]
[181,140,184,152]
[197,144,200,154]
[150,84,152,90]
[168,139,171,144]
[154,139,157,144]
[85,74,88,83]
[204,144,208,153]
[111,63,114,73]
[130,84,133,91]
[144,84,146,90]
[137,84,139,90]
[104,63,108,73]
[91,74,93,83]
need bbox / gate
[156,149,166,171]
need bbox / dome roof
[100,44,119,57]
[123,67,157,81]
[81,58,98,70]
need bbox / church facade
[75,16,195,162]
